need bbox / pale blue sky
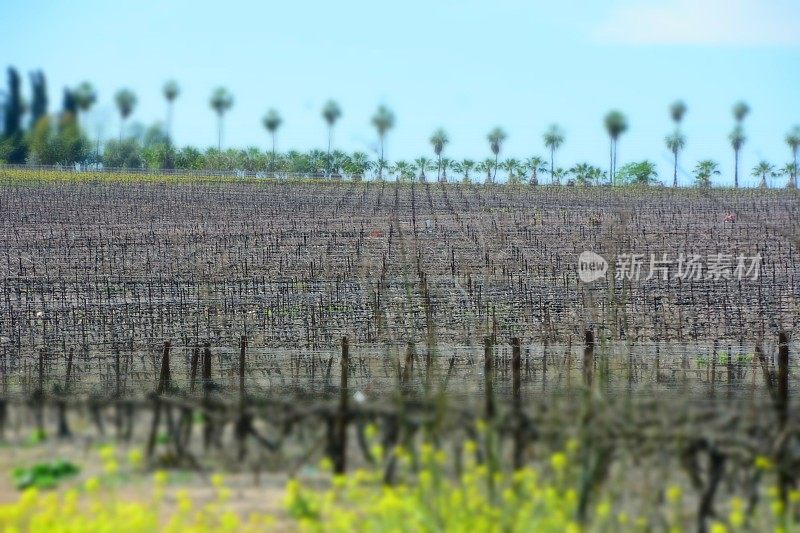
[2,0,799,185]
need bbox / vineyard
[1,171,800,530]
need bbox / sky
[1,0,799,186]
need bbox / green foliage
[12,460,79,490]
[614,160,658,185]
[693,160,720,187]
[27,115,90,165]
[103,138,144,169]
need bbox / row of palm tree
[65,80,799,187]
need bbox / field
[1,170,800,530]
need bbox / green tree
[666,100,687,187]
[114,89,137,141]
[665,131,686,188]
[524,156,547,185]
[693,160,719,188]
[28,114,90,165]
[781,163,798,189]
[615,160,658,185]
[413,156,432,182]
[570,163,604,186]
[322,100,342,177]
[730,101,749,187]
[457,159,475,183]
[262,109,282,172]
[371,105,395,174]
[670,100,687,124]
[751,160,775,188]
[729,126,746,188]
[430,128,449,182]
[487,127,506,183]
[344,152,372,181]
[29,71,48,126]
[785,126,799,189]
[2,67,26,163]
[604,111,627,184]
[103,138,143,169]
[210,87,234,150]
[163,81,179,142]
[543,124,564,184]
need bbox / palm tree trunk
[218,114,223,151]
[673,151,678,188]
[166,102,173,144]
[271,134,276,173]
[550,148,555,185]
[437,155,442,182]
[609,137,613,185]
[793,147,798,188]
[327,126,332,178]
[493,154,498,183]
[734,149,739,188]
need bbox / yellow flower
[550,452,567,472]
[755,455,774,471]
[666,485,682,504]
[154,470,168,486]
[127,448,143,468]
[84,477,100,493]
[103,460,119,475]
[211,473,225,488]
[710,522,727,533]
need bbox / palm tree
[666,100,687,188]
[751,161,775,188]
[730,101,749,188]
[604,111,628,184]
[262,109,282,172]
[162,80,179,142]
[114,89,136,141]
[73,82,96,127]
[543,124,564,183]
[670,100,687,124]
[781,163,798,189]
[322,100,342,177]
[413,157,432,182]
[501,158,523,184]
[785,126,800,188]
[524,156,547,186]
[570,163,605,187]
[346,152,372,181]
[458,159,475,183]
[477,159,495,184]
[440,157,453,182]
[210,88,233,150]
[430,128,449,182]
[665,131,686,187]
[733,101,750,123]
[392,160,414,182]
[693,160,719,188]
[371,106,395,176]
[375,158,389,181]
[729,126,746,188]
[487,127,507,183]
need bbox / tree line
[1,66,798,188]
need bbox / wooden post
[147,341,171,459]
[511,337,523,469]
[334,336,349,474]
[777,332,790,505]
[237,336,249,461]
[484,337,494,420]
[583,330,594,388]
